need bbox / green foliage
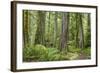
[23,46,34,61]
[23,10,91,62]
[68,46,81,53]
[23,45,91,62]
[23,44,48,61]
[23,45,80,62]
[67,52,79,60]
[23,45,61,61]
[59,52,79,60]
[34,44,47,55]
[45,48,60,61]
[82,48,91,59]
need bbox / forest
[23,10,91,62]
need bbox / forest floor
[78,52,88,60]
[23,45,91,62]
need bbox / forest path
[78,52,87,60]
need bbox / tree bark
[35,11,46,45]
[60,12,69,51]
[23,10,29,47]
[85,14,91,47]
[54,12,58,47]
[75,13,79,48]
[79,14,84,49]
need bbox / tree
[35,11,46,45]
[85,14,91,47]
[75,13,79,48]
[54,12,58,47]
[79,14,84,49]
[60,12,69,51]
[23,10,29,47]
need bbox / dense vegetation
[23,10,91,62]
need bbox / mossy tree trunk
[79,14,84,49]
[35,11,46,45]
[23,10,29,47]
[60,13,69,51]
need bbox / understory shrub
[82,48,91,59]
[68,46,81,53]
[45,48,61,61]
[67,52,79,60]
[23,44,47,61]
[23,44,84,62]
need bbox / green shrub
[23,45,61,61]
[23,44,81,62]
[23,46,35,61]
[67,52,79,60]
[23,44,48,61]
[68,47,81,53]
[60,54,69,60]
[82,48,91,58]
[33,44,47,55]
[59,52,79,60]
[44,48,60,61]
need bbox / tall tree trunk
[75,13,79,48]
[48,12,50,33]
[67,13,69,50]
[87,14,91,47]
[85,14,91,47]
[35,11,46,45]
[79,14,84,49]
[60,12,69,51]
[47,12,51,47]
[54,12,58,47]
[23,10,29,48]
